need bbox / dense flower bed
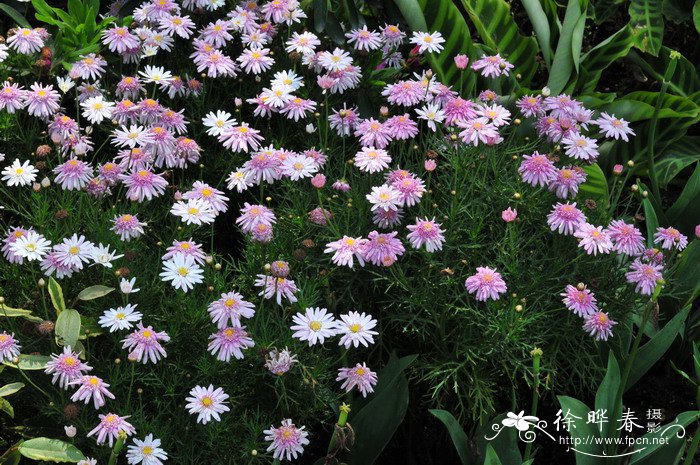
[0,0,696,464]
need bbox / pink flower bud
[424,159,437,172]
[311,173,326,189]
[613,164,623,175]
[695,224,700,239]
[454,54,469,70]
[501,207,517,222]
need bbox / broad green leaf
[17,354,51,370]
[594,353,620,438]
[18,438,86,463]
[571,10,586,74]
[522,0,552,67]
[694,0,700,32]
[626,47,700,97]
[55,309,81,349]
[0,383,24,397]
[459,0,541,84]
[349,354,416,465]
[662,0,694,23]
[642,199,659,248]
[625,306,691,390]
[77,285,114,301]
[579,164,609,205]
[0,4,32,28]
[0,305,42,322]
[392,0,427,30]
[629,411,700,464]
[594,0,626,24]
[405,0,477,92]
[429,409,474,465]
[473,413,523,465]
[674,241,700,305]
[48,278,66,315]
[577,26,635,93]
[0,442,22,465]
[666,162,700,232]
[323,11,346,45]
[598,92,700,169]
[629,0,664,56]
[483,445,503,465]
[656,137,700,187]
[313,0,327,33]
[557,396,603,464]
[547,0,585,95]
[0,397,14,418]
[343,0,364,28]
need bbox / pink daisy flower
[53,158,93,191]
[207,326,255,361]
[547,202,586,235]
[562,134,599,162]
[254,274,299,305]
[595,112,635,142]
[237,48,274,74]
[561,284,598,317]
[457,117,499,146]
[111,214,146,241]
[361,230,405,266]
[264,419,310,462]
[465,267,508,301]
[346,26,382,51]
[102,26,140,53]
[549,166,586,199]
[236,203,276,234]
[471,54,514,78]
[45,346,92,390]
[607,220,645,256]
[385,114,419,140]
[653,226,688,251]
[120,169,168,202]
[69,375,116,409]
[583,312,617,341]
[121,323,170,364]
[0,81,27,113]
[337,363,378,397]
[87,413,135,446]
[406,217,445,252]
[625,259,663,295]
[185,385,230,425]
[162,239,206,265]
[25,83,60,118]
[207,291,256,328]
[324,236,368,268]
[7,28,45,54]
[219,123,264,153]
[516,95,543,118]
[574,223,613,256]
[0,332,21,363]
[518,152,557,187]
[355,118,392,149]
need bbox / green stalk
[107,435,125,465]
[608,293,658,460]
[646,52,678,202]
[683,422,700,465]
[524,347,543,461]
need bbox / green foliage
[458,0,540,84]
[31,0,118,65]
[17,438,86,463]
[629,0,665,56]
[348,354,415,465]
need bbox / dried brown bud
[301,239,315,248]
[35,145,52,158]
[36,320,55,335]
[584,199,597,210]
[54,209,69,220]
[292,249,307,261]
[63,403,80,420]
[117,267,130,277]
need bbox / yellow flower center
[309,321,322,331]
[349,324,362,333]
